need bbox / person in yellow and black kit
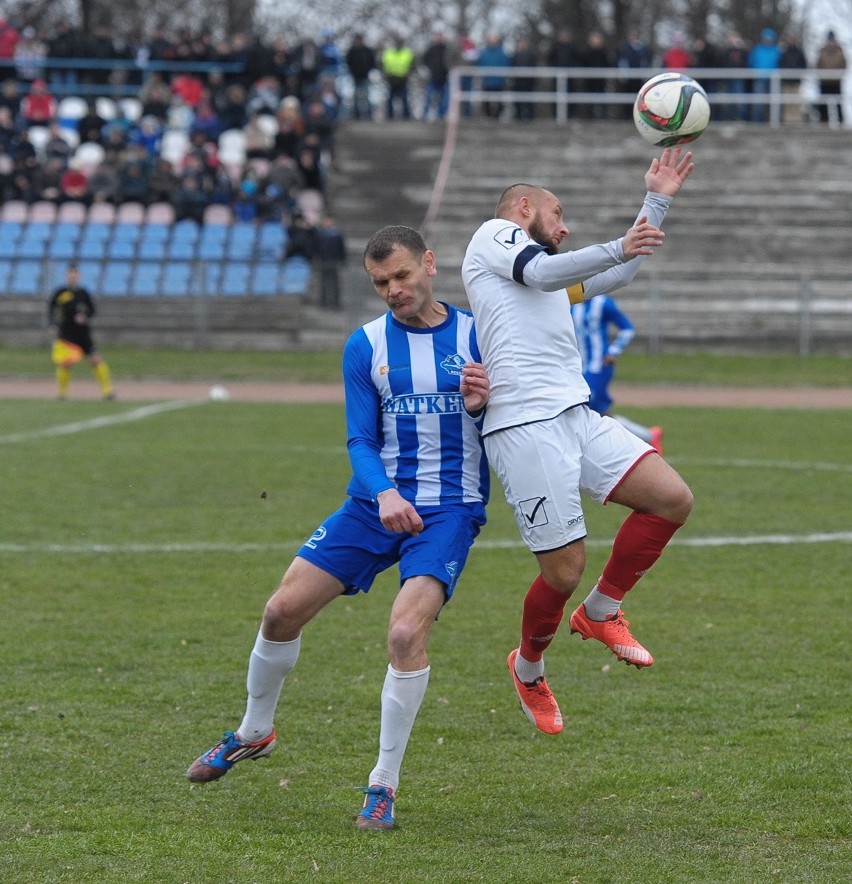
[48,264,114,400]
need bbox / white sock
[366,664,430,794]
[614,414,652,443]
[237,630,301,742]
[581,583,621,621]
[513,652,545,684]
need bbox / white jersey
[462,192,671,434]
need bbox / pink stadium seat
[116,201,146,224]
[57,201,88,223]
[202,204,233,225]
[0,200,28,222]
[87,202,116,223]
[146,202,176,224]
[29,200,57,222]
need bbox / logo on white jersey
[493,225,528,249]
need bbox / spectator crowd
[0,18,846,229]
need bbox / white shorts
[484,406,653,553]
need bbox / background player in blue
[187,226,490,832]
[571,294,664,454]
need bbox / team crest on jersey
[493,225,529,249]
[440,353,465,376]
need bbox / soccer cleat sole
[569,607,654,669]
[571,628,650,669]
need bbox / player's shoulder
[450,304,475,327]
[471,217,533,253]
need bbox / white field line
[0,532,849,556]
[669,456,852,474]
[0,399,205,444]
[226,447,852,475]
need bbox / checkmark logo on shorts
[520,496,549,526]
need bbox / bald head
[495,184,567,253]
[496,183,551,219]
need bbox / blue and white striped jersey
[571,295,636,373]
[342,303,490,508]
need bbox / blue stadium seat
[130,263,162,296]
[77,260,102,287]
[112,222,141,244]
[137,223,170,259]
[9,260,43,295]
[160,261,193,296]
[197,225,228,260]
[197,261,222,295]
[77,223,112,259]
[47,237,79,260]
[16,222,53,259]
[249,262,281,296]
[171,220,199,245]
[100,261,132,296]
[257,223,286,260]
[53,222,82,243]
[0,220,22,241]
[166,237,197,260]
[0,222,21,258]
[0,259,12,290]
[220,262,250,296]
[45,260,72,288]
[226,223,257,260]
[107,237,137,259]
[81,222,111,241]
[282,257,312,294]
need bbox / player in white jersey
[188,226,490,830]
[571,294,664,453]
[462,147,695,735]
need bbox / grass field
[1,344,851,387]
[2,359,850,882]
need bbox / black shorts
[63,329,95,355]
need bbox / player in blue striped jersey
[571,294,663,453]
[187,226,490,831]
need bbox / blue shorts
[296,496,487,601]
[584,366,615,415]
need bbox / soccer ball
[633,73,710,147]
[208,384,230,402]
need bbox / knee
[261,592,300,642]
[539,561,584,597]
[670,480,694,525]
[387,616,423,662]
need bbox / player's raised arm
[644,147,695,197]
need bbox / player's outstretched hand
[460,362,489,414]
[622,215,665,260]
[645,147,695,197]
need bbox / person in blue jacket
[186,226,490,832]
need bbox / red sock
[519,575,569,663]
[598,512,682,601]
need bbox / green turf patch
[1,402,849,882]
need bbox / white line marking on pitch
[669,456,852,474]
[0,399,204,444]
[0,532,849,555]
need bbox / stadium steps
[325,118,851,352]
[1,119,849,352]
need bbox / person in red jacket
[21,78,56,126]
[662,32,693,71]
